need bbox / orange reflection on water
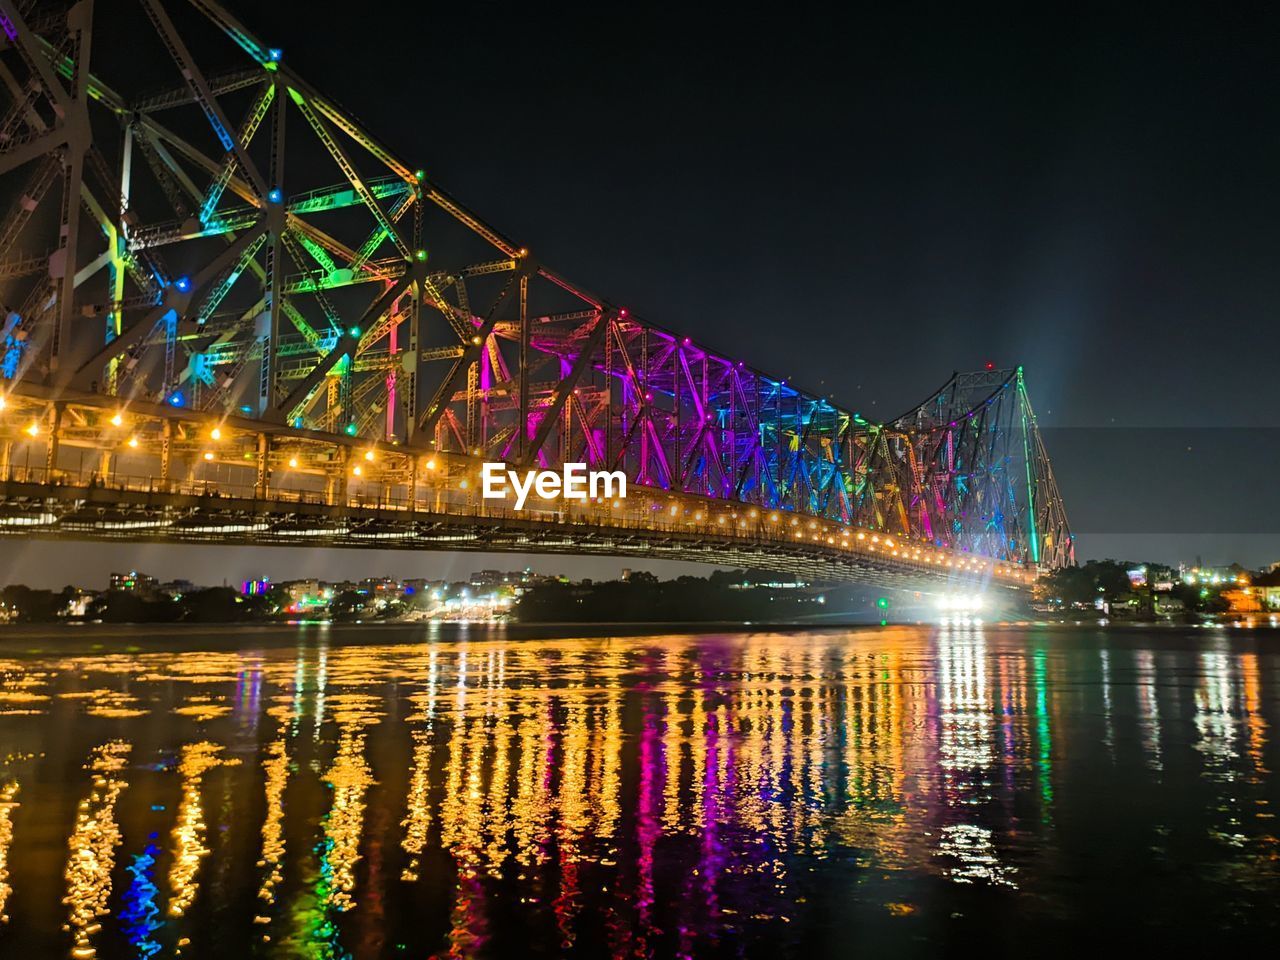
[256,735,289,920]
[323,731,374,912]
[168,742,236,920]
[0,779,16,923]
[63,741,131,960]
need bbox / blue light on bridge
[169,392,185,407]
[173,276,192,293]
[267,187,283,203]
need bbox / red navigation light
[984,361,995,371]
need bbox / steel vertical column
[260,73,286,417]
[160,420,172,481]
[517,270,529,461]
[255,432,270,497]
[44,402,63,473]
[51,3,95,382]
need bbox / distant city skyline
[0,535,1274,591]
[0,539,714,591]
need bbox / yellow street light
[127,436,139,449]
[203,451,214,461]
[210,427,222,441]
[288,457,298,469]
[25,421,39,437]
[110,412,124,427]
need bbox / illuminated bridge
[0,1,1073,590]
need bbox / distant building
[280,579,321,603]
[242,577,270,596]
[402,578,445,599]
[158,579,197,598]
[1253,569,1280,609]
[110,570,157,593]
[1223,586,1263,614]
[1182,566,1245,587]
[64,589,96,617]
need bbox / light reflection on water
[0,623,1274,956]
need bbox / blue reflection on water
[120,842,163,958]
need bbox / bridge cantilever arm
[519,311,610,468]
[69,220,268,389]
[270,271,414,423]
[140,0,269,200]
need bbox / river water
[0,622,1275,957]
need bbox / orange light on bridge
[288,457,299,469]
[203,451,214,461]
[110,412,124,427]
[25,421,38,437]
[127,436,139,449]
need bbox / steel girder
[0,0,1074,571]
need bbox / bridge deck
[0,481,1032,596]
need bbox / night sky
[5,1,1278,587]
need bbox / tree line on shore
[513,570,845,622]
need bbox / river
[0,622,1275,957]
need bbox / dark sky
[8,1,1279,586]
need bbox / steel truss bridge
[0,0,1073,590]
